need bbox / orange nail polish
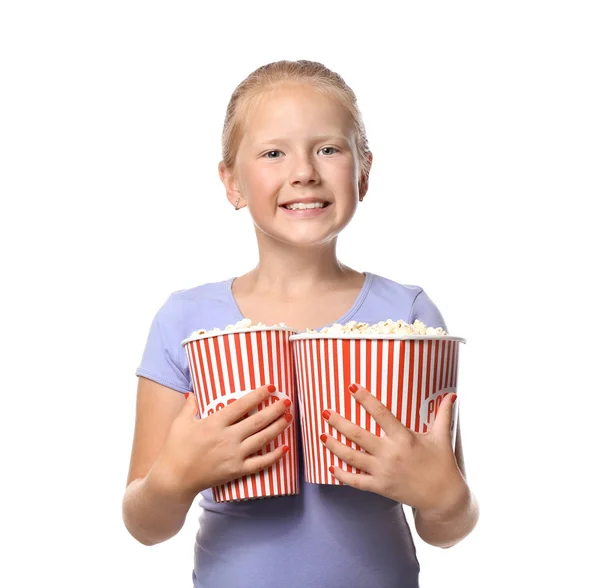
[282,445,290,454]
[320,434,328,443]
[349,384,358,393]
[185,393,190,399]
[267,384,276,393]
[322,410,331,420]
[329,466,335,474]
[285,413,293,422]
[284,399,292,407]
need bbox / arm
[412,415,480,548]
[122,377,292,546]
[122,377,194,546]
[321,383,479,550]
[410,290,478,546]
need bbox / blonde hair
[221,60,371,176]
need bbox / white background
[1,1,598,586]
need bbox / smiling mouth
[280,202,332,210]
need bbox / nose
[289,154,320,186]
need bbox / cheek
[245,170,280,201]
[334,158,359,186]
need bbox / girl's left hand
[321,384,468,514]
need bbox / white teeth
[284,202,327,210]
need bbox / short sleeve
[409,289,449,332]
[135,295,192,394]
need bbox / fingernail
[329,466,335,474]
[349,384,358,393]
[452,394,458,404]
[322,409,331,420]
[185,393,190,399]
[285,413,293,422]
[284,399,292,408]
[282,445,290,454]
[267,384,276,393]
[320,434,328,443]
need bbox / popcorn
[189,318,293,338]
[305,318,448,336]
[188,318,448,340]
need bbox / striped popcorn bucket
[289,334,466,485]
[181,327,299,502]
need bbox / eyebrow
[255,135,351,146]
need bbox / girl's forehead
[242,84,353,141]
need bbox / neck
[242,233,357,300]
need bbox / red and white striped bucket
[181,327,299,502]
[289,334,466,485]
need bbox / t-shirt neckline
[226,271,374,331]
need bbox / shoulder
[367,273,448,331]
[367,272,424,301]
[152,277,239,340]
[365,272,425,314]
[165,279,232,308]
[161,278,232,312]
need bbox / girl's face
[222,83,369,248]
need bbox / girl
[123,59,479,588]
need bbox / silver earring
[234,197,241,210]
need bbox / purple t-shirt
[136,272,448,588]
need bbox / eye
[319,146,339,156]
[263,150,283,159]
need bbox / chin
[253,224,334,247]
[252,208,356,245]
[279,232,338,247]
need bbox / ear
[218,161,246,209]
[359,151,373,201]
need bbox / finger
[183,391,199,417]
[322,409,381,454]
[235,394,292,438]
[218,384,275,425]
[328,465,375,492]
[241,444,290,477]
[430,393,457,442]
[242,413,293,456]
[348,383,408,438]
[320,433,374,473]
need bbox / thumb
[184,391,200,418]
[430,393,457,443]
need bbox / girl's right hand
[152,385,293,500]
